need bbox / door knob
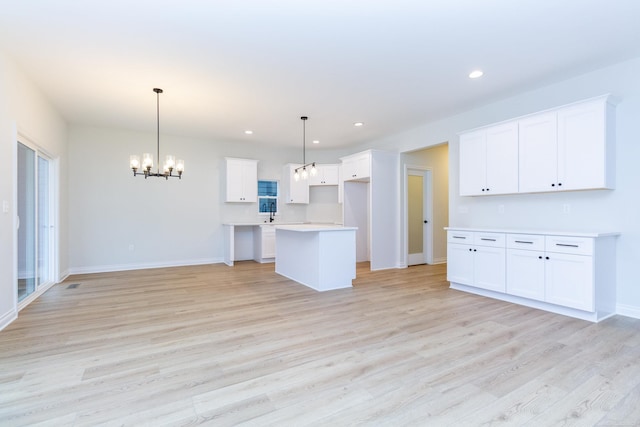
[423,220,428,223]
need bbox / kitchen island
[275,224,357,291]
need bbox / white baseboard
[0,308,18,332]
[58,270,70,283]
[67,257,224,275]
[431,257,447,265]
[616,304,640,320]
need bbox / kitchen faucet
[269,202,276,223]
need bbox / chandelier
[293,116,317,181]
[129,88,184,179]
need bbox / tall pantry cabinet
[341,149,399,271]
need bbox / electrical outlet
[563,204,571,214]
[128,244,135,251]
[498,204,505,214]
[2,200,8,214]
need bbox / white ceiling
[1,0,639,149]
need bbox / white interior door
[407,168,433,266]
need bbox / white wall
[364,56,640,318]
[67,125,347,273]
[0,51,68,330]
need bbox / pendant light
[129,88,184,179]
[294,116,317,181]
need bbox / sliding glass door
[17,141,53,303]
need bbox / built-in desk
[275,224,357,291]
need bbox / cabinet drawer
[507,234,545,251]
[545,236,593,255]
[448,230,473,244]
[474,232,505,248]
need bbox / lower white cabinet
[506,234,594,311]
[447,231,506,293]
[448,228,618,322]
[253,225,276,263]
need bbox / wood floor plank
[1,262,639,425]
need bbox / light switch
[2,200,8,214]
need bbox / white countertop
[275,224,357,232]
[445,227,620,238]
[223,222,304,226]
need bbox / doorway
[407,168,433,265]
[17,139,55,306]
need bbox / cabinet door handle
[546,256,550,260]
[556,243,579,248]
[515,240,533,244]
[551,183,555,187]
[558,183,562,186]
[453,236,466,239]
[538,256,543,259]
[480,238,496,242]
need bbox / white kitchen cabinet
[341,149,398,271]
[225,158,258,203]
[519,96,616,193]
[460,95,616,196]
[518,112,558,193]
[545,252,593,311]
[448,227,618,322]
[341,152,371,182]
[446,231,506,293]
[282,164,309,204]
[556,99,615,191]
[309,164,339,186]
[459,121,519,196]
[253,225,276,263]
[506,234,546,301]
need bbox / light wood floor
[1,262,639,426]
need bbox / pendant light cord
[156,89,160,174]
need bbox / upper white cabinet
[518,112,558,193]
[309,164,339,186]
[225,157,258,203]
[282,164,309,204]
[341,152,371,182]
[460,95,616,196]
[519,98,615,192]
[557,99,615,191]
[459,121,519,196]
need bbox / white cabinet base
[449,282,615,323]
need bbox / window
[258,180,278,215]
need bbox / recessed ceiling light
[312,140,320,144]
[469,70,484,79]
[244,130,253,135]
[354,122,364,127]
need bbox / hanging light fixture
[294,116,317,181]
[129,88,184,179]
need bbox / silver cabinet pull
[481,238,497,241]
[514,240,533,244]
[556,243,579,248]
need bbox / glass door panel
[38,155,50,287]
[17,142,36,302]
